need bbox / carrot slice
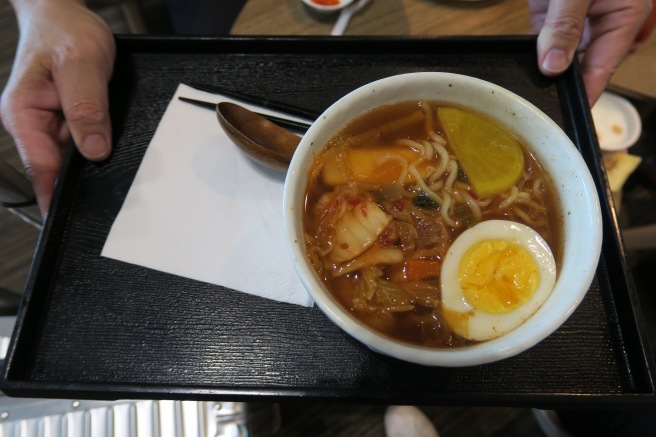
[405,259,441,282]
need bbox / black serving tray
[2,36,655,407]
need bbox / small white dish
[302,0,355,13]
[591,91,642,151]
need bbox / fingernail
[542,49,569,74]
[81,133,109,160]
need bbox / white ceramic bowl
[283,72,602,367]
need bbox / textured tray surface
[2,36,653,405]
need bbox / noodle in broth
[303,101,561,348]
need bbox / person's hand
[0,0,115,216]
[634,1,656,48]
[528,0,653,105]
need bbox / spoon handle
[178,96,216,110]
[186,82,320,120]
[260,113,311,132]
[179,96,311,132]
[331,0,372,36]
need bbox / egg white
[440,220,557,342]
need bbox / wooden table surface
[232,0,656,99]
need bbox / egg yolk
[458,239,539,314]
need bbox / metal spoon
[216,102,306,172]
[331,0,372,36]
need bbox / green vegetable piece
[413,193,440,210]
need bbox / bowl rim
[283,72,602,367]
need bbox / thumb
[55,59,112,161]
[536,0,592,76]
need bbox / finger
[2,80,65,216]
[21,134,63,216]
[9,118,65,216]
[526,0,550,34]
[634,4,656,47]
[580,8,650,104]
[536,0,593,76]
[55,57,113,162]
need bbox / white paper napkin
[101,83,314,307]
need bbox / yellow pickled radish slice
[437,107,524,197]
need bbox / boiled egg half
[440,220,557,342]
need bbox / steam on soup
[303,101,561,348]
